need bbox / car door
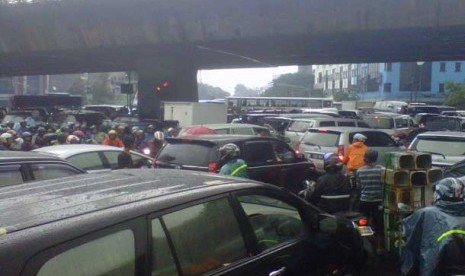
[66,152,109,173]
[242,141,280,186]
[350,131,404,165]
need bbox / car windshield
[424,117,461,131]
[364,117,394,129]
[302,131,340,147]
[157,143,218,167]
[1,114,27,124]
[413,137,465,156]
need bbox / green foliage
[333,92,359,101]
[198,83,230,100]
[262,73,314,97]
[445,82,465,109]
[89,73,114,104]
[234,84,260,97]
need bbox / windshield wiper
[420,151,446,159]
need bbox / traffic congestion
[0,98,464,275]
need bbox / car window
[100,151,126,169]
[151,219,178,276]
[238,194,304,251]
[424,117,461,131]
[338,121,355,127]
[244,142,276,166]
[157,143,217,167]
[364,117,394,129]
[232,127,254,135]
[37,230,135,276]
[287,121,314,132]
[395,118,409,128]
[302,131,340,147]
[0,165,24,186]
[319,121,336,127]
[131,153,151,168]
[357,121,371,128]
[30,164,81,181]
[349,132,396,147]
[273,142,297,163]
[214,128,230,134]
[163,198,247,276]
[253,127,272,137]
[67,152,106,171]
[412,137,465,156]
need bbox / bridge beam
[136,57,198,120]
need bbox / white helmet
[154,131,164,141]
[219,143,240,160]
[353,133,367,142]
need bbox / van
[0,169,365,275]
[284,118,371,148]
[373,101,408,113]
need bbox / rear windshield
[364,117,394,129]
[157,143,218,167]
[413,136,465,156]
[287,121,315,132]
[424,117,461,131]
[302,131,340,147]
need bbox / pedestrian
[103,130,123,147]
[218,143,248,178]
[356,149,384,255]
[343,133,368,173]
[401,177,465,276]
[117,136,135,169]
[33,127,47,148]
[20,132,37,151]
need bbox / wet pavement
[362,253,402,276]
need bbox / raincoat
[219,159,249,178]
[401,178,465,276]
[342,141,367,172]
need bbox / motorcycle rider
[308,153,351,213]
[218,143,249,178]
[343,133,368,173]
[401,177,465,276]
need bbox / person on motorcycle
[218,143,249,178]
[309,153,351,213]
[342,133,368,173]
[356,149,384,255]
[401,177,465,276]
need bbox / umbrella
[182,126,216,135]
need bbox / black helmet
[219,143,240,160]
[364,149,378,163]
[323,153,343,172]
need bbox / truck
[163,101,227,128]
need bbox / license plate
[309,153,324,159]
[357,226,375,237]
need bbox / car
[409,132,465,167]
[0,151,85,187]
[0,169,365,276]
[81,104,129,119]
[298,127,405,172]
[362,114,416,136]
[284,118,371,149]
[407,105,456,116]
[179,123,273,137]
[33,144,153,173]
[49,109,110,129]
[414,114,463,132]
[373,101,408,113]
[155,135,318,193]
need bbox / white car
[34,144,153,173]
[409,132,465,167]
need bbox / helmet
[22,132,32,137]
[73,130,85,139]
[108,130,117,136]
[353,133,367,142]
[37,127,46,134]
[323,153,343,172]
[219,143,240,160]
[433,177,465,203]
[66,135,80,144]
[0,132,12,140]
[154,131,164,141]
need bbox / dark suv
[0,169,365,275]
[155,135,318,193]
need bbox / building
[313,61,465,103]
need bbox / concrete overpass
[2,0,465,118]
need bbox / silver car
[298,127,405,172]
[409,131,465,167]
[34,144,153,173]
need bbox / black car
[0,151,85,187]
[0,169,365,275]
[155,135,318,193]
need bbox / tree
[262,72,314,97]
[234,84,260,97]
[198,83,230,100]
[445,82,465,109]
[333,91,359,101]
[88,73,113,104]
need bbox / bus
[226,96,333,114]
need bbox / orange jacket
[102,136,123,147]
[342,141,368,171]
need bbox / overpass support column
[136,57,198,120]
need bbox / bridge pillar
[136,57,198,120]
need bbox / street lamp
[415,62,425,102]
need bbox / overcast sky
[197,66,298,94]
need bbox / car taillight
[358,217,369,226]
[208,162,219,173]
[337,145,344,160]
[295,141,302,154]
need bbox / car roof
[291,118,364,122]
[168,134,279,144]
[366,113,409,118]
[0,151,66,162]
[307,127,387,133]
[0,169,264,235]
[416,131,465,138]
[187,123,266,129]
[33,144,127,158]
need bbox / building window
[384,63,392,71]
[440,62,446,72]
[439,83,445,93]
[384,83,392,92]
[456,62,462,72]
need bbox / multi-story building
[314,61,465,103]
